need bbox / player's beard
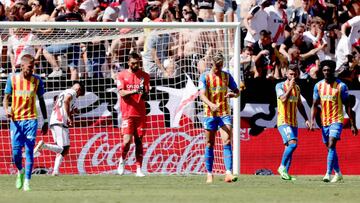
[23,70,32,79]
[130,66,139,72]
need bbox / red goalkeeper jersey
[117,69,150,118]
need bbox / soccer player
[311,60,358,183]
[275,65,310,181]
[117,52,150,177]
[3,54,48,191]
[198,52,240,183]
[34,81,85,176]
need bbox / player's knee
[223,139,231,145]
[61,146,70,156]
[12,146,22,153]
[288,142,297,149]
[206,142,214,148]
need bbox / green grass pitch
[1,175,360,203]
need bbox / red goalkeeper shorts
[121,116,146,137]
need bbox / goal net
[0,22,241,175]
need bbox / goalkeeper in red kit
[116,52,150,177]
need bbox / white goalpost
[0,22,241,176]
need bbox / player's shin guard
[135,144,143,169]
[43,143,63,154]
[121,143,130,160]
[327,147,336,175]
[24,144,34,180]
[223,144,233,172]
[12,146,23,171]
[53,154,64,174]
[205,146,214,173]
[333,148,340,174]
[281,143,297,169]
[286,157,292,173]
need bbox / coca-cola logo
[77,131,207,175]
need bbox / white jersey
[79,0,100,13]
[303,31,328,61]
[7,33,37,66]
[50,89,78,127]
[265,5,287,45]
[335,35,351,70]
[244,5,268,43]
[348,16,360,48]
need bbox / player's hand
[289,78,296,89]
[225,92,238,98]
[67,118,74,127]
[5,111,13,119]
[309,121,316,131]
[240,82,246,91]
[41,122,48,135]
[209,103,220,112]
[305,120,311,130]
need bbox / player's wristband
[43,119,48,123]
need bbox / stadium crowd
[0,0,358,84]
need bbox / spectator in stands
[142,24,175,78]
[177,25,217,80]
[181,2,197,22]
[214,0,236,23]
[280,23,323,79]
[193,0,215,22]
[336,14,360,77]
[161,58,181,78]
[234,0,241,22]
[25,0,47,21]
[324,23,341,61]
[8,28,40,73]
[125,0,147,21]
[265,0,289,45]
[29,0,50,22]
[43,0,83,80]
[236,45,254,79]
[279,23,305,60]
[79,0,101,21]
[288,0,312,29]
[243,0,270,46]
[252,30,276,78]
[7,1,30,21]
[29,0,52,36]
[303,17,327,61]
[0,2,7,21]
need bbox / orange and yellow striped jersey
[313,79,349,126]
[4,73,45,121]
[276,81,300,127]
[198,71,238,117]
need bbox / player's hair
[53,95,58,105]
[295,23,305,31]
[128,51,141,60]
[20,54,35,63]
[73,81,86,96]
[310,16,325,26]
[347,0,360,10]
[320,60,336,72]
[288,64,299,72]
[212,52,224,63]
[242,46,253,53]
[259,30,271,37]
